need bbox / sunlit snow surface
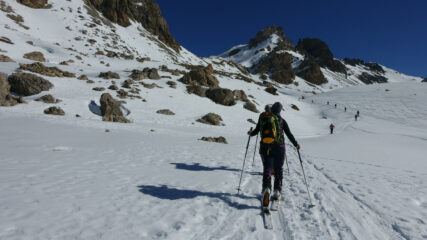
[0,0,426,239]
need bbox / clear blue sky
[158,0,426,78]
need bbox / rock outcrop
[44,106,65,115]
[205,88,235,106]
[179,65,219,88]
[422,78,427,83]
[86,0,180,52]
[358,72,387,84]
[197,113,223,126]
[17,0,50,8]
[296,58,328,85]
[156,109,175,115]
[0,73,25,106]
[23,51,46,62]
[0,54,14,62]
[129,68,160,80]
[243,101,259,113]
[99,71,120,79]
[100,93,131,123]
[35,94,60,103]
[297,38,347,74]
[248,26,294,50]
[254,52,295,84]
[8,72,53,96]
[19,62,75,77]
[200,136,228,144]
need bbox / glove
[296,144,301,150]
[247,130,252,136]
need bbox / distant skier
[357,110,360,117]
[330,123,335,134]
[248,102,300,208]
[311,100,314,104]
[327,101,329,105]
[344,107,347,112]
[334,104,337,108]
[355,114,358,121]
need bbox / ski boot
[272,189,281,201]
[262,188,270,208]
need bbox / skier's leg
[260,145,273,192]
[273,146,285,192]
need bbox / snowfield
[1,0,426,239]
[1,82,426,240]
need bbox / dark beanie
[271,102,282,114]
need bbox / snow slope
[1,79,426,239]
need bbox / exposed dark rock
[141,82,159,89]
[179,64,219,88]
[197,113,223,126]
[86,0,181,52]
[0,36,13,45]
[129,68,160,80]
[291,104,299,111]
[200,136,228,144]
[100,93,131,123]
[92,87,105,91]
[19,62,75,77]
[156,109,175,115]
[17,0,50,8]
[86,80,95,84]
[99,71,120,79]
[0,54,14,62]
[422,78,427,83]
[35,94,60,103]
[44,106,64,115]
[244,101,259,113]
[296,58,328,85]
[186,85,206,97]
[358,72,387,84]
[121,79,134,88]
[0,73,25,106]
[247,118,256,125]
[248,26,294,49]
[253,52,295,84]
[297,38,346,74]
[108,84,118,90]
[8,72,53,96]
[77,74,88,80]
[265,85,278,95]
[233,90,249,102]
[117,89,128,98]
[205,88,235,106]
[228,48,240,56]
[343,58,385,74]
[166,80,176,88]
[23,51,46,62]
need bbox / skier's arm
[282,119,298,147]
[250,119,261,136]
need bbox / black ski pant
[259,144,285,192]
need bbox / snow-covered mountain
[1,1,427,239]
[217,26,422,92]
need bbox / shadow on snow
[137,185,259,210]
[170,162,262,176]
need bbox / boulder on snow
[100,93,131,123]
[200,136,228,144]
[197,113,223,126]
[0,73,25,106]
[186,85,206,97]
[0,54,15,62]
[166,80,177,88]
[19,62,75,78]
[23,51,46,62]
[44,106,65,115]
[243,101,259,113]
[422,78,427,83]
[92,87,105,92]
[179,64,219,88]
[205,88,235,106]
[291,104,299,111]
[77,74,89,80]
[129,68,160,80]
[17,0,51,8]
[99,71,120,79]
[35,94,60,103]
[156,109,175,115]
[233,89,249,102]
[265,85,278,95]
[8,72,53,96]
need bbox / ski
[270,199,279,211]
[262,207,273,229]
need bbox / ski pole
[251,133,259,166]
[237,127,253,195]
[285,154,290,175]
[297,149,315,208]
